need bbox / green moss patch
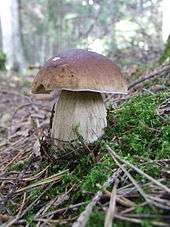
[4,91,170,226]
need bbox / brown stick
[104,178,119,227]
[72,168,123,227]
[128,64,170,90]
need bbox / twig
[0,150,23,172]
[120,202,147,214]
[15,169,68,193]
[106,145,170,194]
[14,183,54,222]
[0,154,34,212]
[107,148,152,206]
[123,213,170,220]
[35,217,77,225]
[4,192,27,227]
[72,168,123,227]
[104,178,119,227]
[41,202,88,218]
[36,184,76,227]
[128,63,170,90]
[115,214,170,227]
[104,190,135,207]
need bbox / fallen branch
[128,63,170,90]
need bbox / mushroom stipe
[51,90,107,146]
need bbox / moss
[25,212,36,227]
[8,160,27,171]
[0,51,6,70]
[29,188,44,201]
[86,209,105,227]
[5,91,170,226]
[82,154,114,192]
[105,92,170,160]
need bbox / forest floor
[0,64,170,227]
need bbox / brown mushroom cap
[31,49,127,94]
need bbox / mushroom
[31,49,127,146]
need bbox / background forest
[0,0,168,71]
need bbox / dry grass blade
[104,190,135,207]
[22,165,49,181]
[4,192,27,227]
[12,183,54,223]
[72,191,102,227]
[107,147,151,205]
[123,213,170,220]
[106,145,170,194]
[120,202,148,214]
[15,169,68,193]
[41,202,88,218]
[35,184,76,227]
[0,150,23,172]
[104,178,119,227]
[115,214,170,227]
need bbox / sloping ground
[0,65,169,227]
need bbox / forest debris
[72,168,123,227]
[35,184,76,226]
[106,145,170,194]
[107,147,154,207]
[104,178,119,227]
[0,113,11,127]
[114,214,170,227]
[0,150,23,172]
[15,169,68,193]
[3,183,55,227]
[104,190,135,207]
[33,139,41,157]
[156,98,170,117]
[128,63,170,90]
[4,192,27,227]
[41,201,88,218]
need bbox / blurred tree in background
[0,0,164,71]
[0,0,26,72]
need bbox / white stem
[51,90,107,146]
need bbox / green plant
[159,35,170,63]
[0,51,6,70]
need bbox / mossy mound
[106,92,170,159]
[3,91,170,226]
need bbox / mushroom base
[51,90,107,146]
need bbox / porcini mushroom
[31,49,127,146]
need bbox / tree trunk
[162,0,170,42]
[0,0,26,72]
